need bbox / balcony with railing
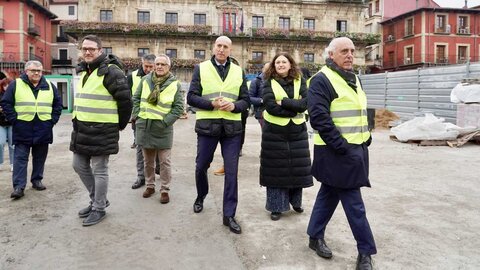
[457,26,470,35]
[434,24,451,34]
[56,35,69,42]
[28,23,41,36]
[61,21,381,45]
[382,54,479,70]
[52,58,72,66]
[0,52,43,63]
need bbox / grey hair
[323,37,354,60]
[142,54,156,63]
[24,60,43,70]
[156,54,171,66]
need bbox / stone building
[64,0,379,79]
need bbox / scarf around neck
[326,58,357,90]
[147,72,171,104]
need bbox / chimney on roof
[464,0,468,8]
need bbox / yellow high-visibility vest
[131,69,141,95]
[138,79,179,120]
[196,61,243,121]
[73,65,119,123]
[14,78,53,121]
[263,78,305,126]
[313,66,370,145]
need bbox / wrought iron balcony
[62,21,381,45]
[56,35,69,42]
[52,58,72,66]
[28,23,41,36]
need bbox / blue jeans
[12,144,49,189]
[0,125,14,165]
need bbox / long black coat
[260,77,313,189]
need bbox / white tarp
[391,113,476,141]
[450,82,480,103]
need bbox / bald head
[325,37,355,71]
[213,36,232,64]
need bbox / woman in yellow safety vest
[260,52,313,221]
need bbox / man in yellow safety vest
[187,36,250,234]
[1,61,62,199]
[307,37,376,270]
[71,35,132,226]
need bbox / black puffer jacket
[260,77,313,188]
[70,53,132,156]
[0,91,11,126]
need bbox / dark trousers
[12,143,49,189]
[240,110,248,148]
[195,134,241,217]
[307,183,377,255]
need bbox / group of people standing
[0,34,376,269]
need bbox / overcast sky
[433,0,480,8]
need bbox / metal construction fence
[359,62,480,123]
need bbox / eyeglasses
[27,69,42,74]
[81,47,99,53]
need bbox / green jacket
[132,72,184,149]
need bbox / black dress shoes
[10,188,25,199]
[193,198,203,213]
[270,212,281,221]
[131,179,145,189]
[356,254,373,270]
[309,238,333,259]
[223,216,242,234]
[293,207,304,213]
[32,181,46,191]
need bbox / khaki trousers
[142,148,171,193]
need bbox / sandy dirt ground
[0,114,479,270]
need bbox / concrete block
[457,103,480,128]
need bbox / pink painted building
[0,0,57,78]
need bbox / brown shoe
[143,187,155,198]
[160,193,170,204]
[213,166,225,176]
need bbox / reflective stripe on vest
[131,69,141,95]
[73,65,119,123]
[14,78,54,121]
[196,61,242,121]
[138,79,179,120]
[313,66,370,145]
[263,78,305,126]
